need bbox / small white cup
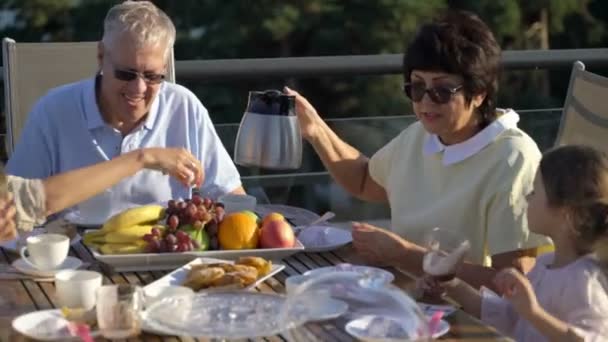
[218,194,257,214]
[55,270,103,310]
[19,234,69,270]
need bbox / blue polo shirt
[6,77,242,220]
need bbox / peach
[259,219,295,248]
[261,212,285,227]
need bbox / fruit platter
[83,195,304,271]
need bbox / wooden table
[0,241,510,342]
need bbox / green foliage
[1,0,607,123]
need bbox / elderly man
[6,1,244,220]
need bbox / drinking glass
[96,284,144,339]
[421,227,470,300]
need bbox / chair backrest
[555,61,608,153]
[1,38,176,157]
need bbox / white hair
[102,0,176,59]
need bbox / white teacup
[218,194,257,214]
[19,234,69,270]
[55,270,103,310]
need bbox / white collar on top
[423,108,520,166]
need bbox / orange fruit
[261,212,285,227]
[218,212,259,250]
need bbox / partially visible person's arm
[352,223,536,292]
[0,194,17,241]
[285,87,387,202]
[43,148,202,215]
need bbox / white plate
[296,225,352,252]
[12,256,82,278]
[345,315,450,340]
[304,264,395,288]
[418,302,458,317]
[63,211,105,228]
[144,257,285,296]
[86,229,304,272]
[430,319,450,339]
[12,309,100,341]
[0,228,81,253]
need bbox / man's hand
[140,148,204,187]
[0,193,17,242]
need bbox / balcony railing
[1,48,606,221]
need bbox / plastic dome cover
[140,270,430,340]
[282,271,431,341]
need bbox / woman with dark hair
[285,11,551,289]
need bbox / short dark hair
[403,10,501,128]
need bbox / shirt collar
[83,76,105,130]
[423,108,520,165]
[82,75,162,131]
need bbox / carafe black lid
[246,89,295,116]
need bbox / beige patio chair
[1,38,176,156]
[554,61,608,153]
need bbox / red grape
[175,230,189,243]
[177,201,187,210]
[165,233,178,245]
[206,221,218,236]
[176,242,188,252]
[214,207,225,222]
[168,243,178,253]
[167,215,179,230]
[151,227,162,237]
[191,240,200,250]
[187,241,194,251]
[143,234,155,243]
[145,243,158,253]
[187,203,198,219]
[159,240,168,253]
[203,197,212,208]
[191,194,202,206]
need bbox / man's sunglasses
[113,68,165,85]
[403,82,463,104]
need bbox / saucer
[345,314,450,340]
[297,225,352,252]
[12,257,83,278]
[12,309,100,341]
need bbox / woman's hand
[283,87,324,141]
[352,222,421,267]
[494,268,539,319]
[139,148,204,188]
[0,193,17,242]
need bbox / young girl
[423,145,608,341]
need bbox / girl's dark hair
[403,10,501,128]
[540,145,608,256]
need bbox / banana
[100,205,165,233]
[83,230,105,245]
[87,225,156,244]
[99,241,147,255]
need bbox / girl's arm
[443,278,483,317]
[494,268,584,341]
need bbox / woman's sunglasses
[403,82,463,104]
[113,68,165,85]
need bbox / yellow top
[369,110,551,266]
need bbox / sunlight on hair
[102,0,176,59]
